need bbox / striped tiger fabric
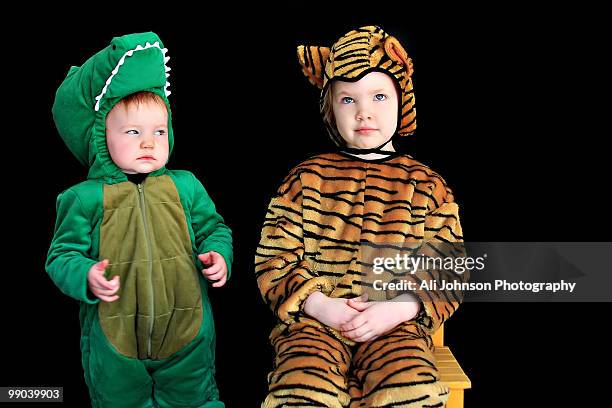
[266,319,448,407]
[255,153,467,407]
[297,26,416,145]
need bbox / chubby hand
[87,259,120,302]
[340,296,420,342]
[198,251,228,288]
[304,292,368,331]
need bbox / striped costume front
[256,152,465,407]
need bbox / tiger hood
[297,25,416,147]
[52,32,174,183]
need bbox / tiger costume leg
[263,319,352,408]
[348,321,449,407]
[263,319,448,407]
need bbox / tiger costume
[255,26,467,407]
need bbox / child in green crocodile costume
[46,32,233,408]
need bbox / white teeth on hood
[95,41,172,111]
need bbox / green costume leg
[147,296,223,408]
[84,295,222,408]
[86,312,154,408]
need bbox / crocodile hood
[52,32,174,182]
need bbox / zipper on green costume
[137,182,155,359]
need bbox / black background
[2,8,609,407]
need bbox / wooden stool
[432,324,471,408]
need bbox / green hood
[52,32,175,182]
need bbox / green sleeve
[189,173,234,279]
[46,189,99,304]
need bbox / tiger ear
[297,45,330,89]
[384,36,413,77]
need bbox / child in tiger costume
[255,26,467,407]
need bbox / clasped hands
[303,291,420,343]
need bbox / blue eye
[374,94,387,101]
[341,96,354,104]
[126,129,139,135]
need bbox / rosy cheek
[114,140,131,151]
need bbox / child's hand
[87,259,120,302]
[198,251,227,288]
[304,292,367,331]
[340,298,420,342]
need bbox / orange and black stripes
[297,26,417,142]
[262,319,449,407]
[256,153,463,329]
[347,322,449,407]
[256,152,465,406]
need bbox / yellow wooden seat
[432,324,471,408]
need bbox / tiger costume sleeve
[255,169,334,324]
[413,179,468,334]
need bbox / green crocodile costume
[46,32,232,408]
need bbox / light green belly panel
[98,175,202,360]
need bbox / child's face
[332,72,399,149]
[105,101,169,174]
